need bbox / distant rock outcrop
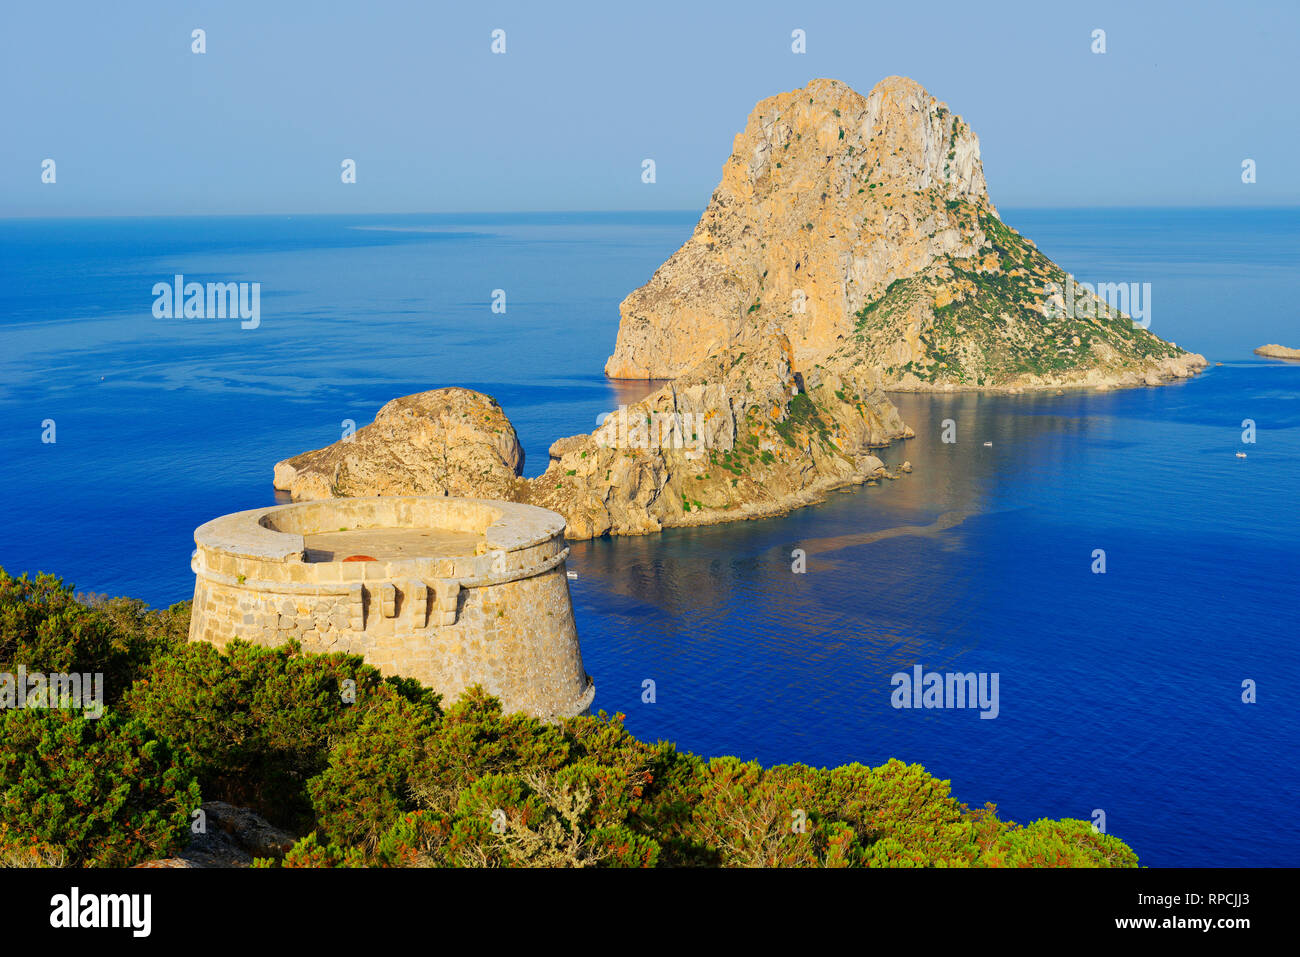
[273,387,526,502]
[1255,343,1300,359]
[605,76,1206,391]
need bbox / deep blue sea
[1,208,1296,866]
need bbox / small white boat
[566,571,578,580]
[1236,452,1247,459]
[983,441,993,447]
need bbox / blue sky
[1,0,1295,216]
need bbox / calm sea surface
[1,208,1296,865]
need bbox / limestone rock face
[527,328,910,539]
[605,76,991,378]
[272,387,525,502]
[605,75,1204,392]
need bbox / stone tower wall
[188,497,594,720]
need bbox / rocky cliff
[605,76,1205,391]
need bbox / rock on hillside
[135,802,296,868]
[273,387,526,501]
[605,76,1205,391]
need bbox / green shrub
[308,686,441,849]
[0,568,187,705]
[255,831,367,868]
[0,707,199,867]
[988,817,1140,868]
[124,638,439,831]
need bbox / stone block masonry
[188,496,594,720]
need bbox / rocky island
[606,76,1205,390]
[276,76,1205,539]
[1254,343,1300,359]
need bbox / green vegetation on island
[848,201,1184,387]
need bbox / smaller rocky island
[1254,343,1300,359]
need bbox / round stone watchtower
[188,496,594,720]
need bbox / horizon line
[2,203,1299,222]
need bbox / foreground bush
[268,689,1135,868]
[0,572,1138,867]
[0,568,187,707]
[0,707,200,867]
[124,639,439,832]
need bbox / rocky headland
[275,76,1207,538]
[519,330,910,538]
